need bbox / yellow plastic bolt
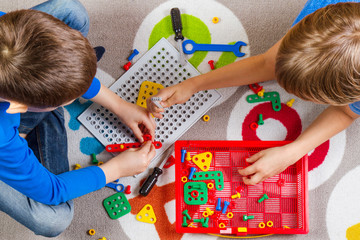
[186,152,192,161]
[257,89,265,97]
[286,99,295,107]
[231,192,241,199]
[98,238,107,240]
[74,164,81,170]
[205,207,214,216]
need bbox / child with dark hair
[0,0,155,237]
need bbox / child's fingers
[242,174,263,185]
[131,125,144,143]
[141,115,156,139]
[238,165,256,177]
[246,151,263,163]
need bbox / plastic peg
[123,61,132,71]
[189,167,197,180]
[216,198,222,211]
[208,60,215,70]
[258,193,269,203]
[231,192,241,199]
[243,215,254,221]
[185,152,192,161]
[181,149,187,163]
[91,153,98,164]
[258,114,264,125]
[124,185,131,194]
[128,49,139,61]
[203,217,209,228]
[222,201,230,214]
[182,209,191,220]
[74,164,81,170]
[182,216,188,227]
[287,98,295,107]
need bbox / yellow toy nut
[259,222,266,228]
[74,164,81,170]
[136,204,157,224]
[202,115,210,122]
[238,227,247,233]
[207,183,214,189]
[136,81,164,109]
[219,223,225,228]
[212,17,220,24]
[88,229,96,235]
[192,152,212,171]
[181,176,188,183]
[202,211,209,217]
[227,212,234,219]
[267,220,274,227]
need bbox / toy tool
[105,141,162,152]
[182,40,247,57]
[171,8,186,65]
[139,146,174,196]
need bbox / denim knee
[30,201,74,237]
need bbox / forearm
[289,105,358,158]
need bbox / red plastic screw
[208,60,215,70]
[123,61,132,71]
[124,185,131,194]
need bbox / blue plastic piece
[188,167,197,180]
[105,182,125,192]
[182,39,247,57]
[222,201,230,214]
[181,149,186,163]
[128,49,139,61]
[216,198,222,211]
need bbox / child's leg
[31,0,90,37]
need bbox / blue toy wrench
[105,182,125,192]
[182,39,247,57]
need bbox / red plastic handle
[106,141,162,152]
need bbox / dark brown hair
[276,3,360,105]
[0,9,97,107]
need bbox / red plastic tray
[175,140,308,235]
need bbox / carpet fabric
[2,1,360,240]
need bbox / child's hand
[238,145,300,185]
[100,141,156,181]
[113,102,156,142]
[147,81,195,119]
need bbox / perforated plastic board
[175,140,308,235]
[78,38,221,162]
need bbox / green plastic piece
[192,171,224,190]
[203,217,209,228]
[246,91,281,111]
[243,215,255,221]
[258,114,264,125]
[182,209,191,220]
[103,192,131,219]
[91,153,98,164]
[184,182,208,205]
[182,216,188,227]
[258,193,269,203]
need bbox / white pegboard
[78,38,221,163]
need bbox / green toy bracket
[184,182,208,205]
[192,171,224,190]
[246,91,281,111]
[103,192,131,219]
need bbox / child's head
[276,2,360,105]
[0,9,97,109]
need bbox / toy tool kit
[175,140,308,236]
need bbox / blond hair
[276,2,360,105]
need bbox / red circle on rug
[242,102,329,171]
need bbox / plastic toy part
[258,193,269,203]
[123,61,132,71]
[74,164,81,170]
[181,176,188,183]
[124,185,132,194]
[105,182,125,192]
[97,161,104,166]
[277,179,285,186]
[250,122,258,130]
[137,81,164,109]
[347,222,360,240]
[185,152,192,161]
[192,171,224,190]
[182,39,247,58]
[190,190,199,198]
[88,229,96,235]
[212,17,220,23]
[222,201,230,214]
[184,182,208,205]
[202,115,210,122]
[238,227,248,233]
[151,97,163,109]
[106,141,162,152]
[216,198,222,211]
[248,83,263,94]
[207,182,214,189]
[128,49,139,61]
[227,212,234,219]
[208,60,215,70]
[231,192,241,199]
[286,99,295,107]
[203,208,214,218]
[103,192,131,219]
[258,114,264,125]
[136,204,157,224]
[219,223,226,228]
[246,91,281,111]
[191,152,212,171]
[189,167,197,180]
[181,149,187,163]
[203,217,209,228]
[182,216,188,227]
[243,215,254,221]
[91,153,98,164]
[98,238,107,240]
[182,209,191,220]
[257,89,265,97]
[267,221,274,227]
[259,222,266,228]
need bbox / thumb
[246,151,263,163]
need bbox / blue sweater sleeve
[82,77,101,99]
[0,114,106,205]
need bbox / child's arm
[148,38,283,118]
[238,105,359,185]
[90,83,156,142]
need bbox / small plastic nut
[267,221,274,227]
[202,115,210,122]
[181,176,188,183]
[207,182,214,189]
[98,238,107,240]
[227,212,234,219]
[212,17,220,24]
[259,222,266,228]
[219,222,226,228]
[250,122,258,130]
[88,229,96,236]
[74,164,81,170]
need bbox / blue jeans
[0,0,90,237]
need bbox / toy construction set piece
[136,204,157,224]
[105,141,162,153]
[78,38,221,164]
[191,152,212,171]
[136,81,164,109]
[103,192,131,219]
[246,91,281,111]
[175,140,308,236]
[182,39,247,57]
